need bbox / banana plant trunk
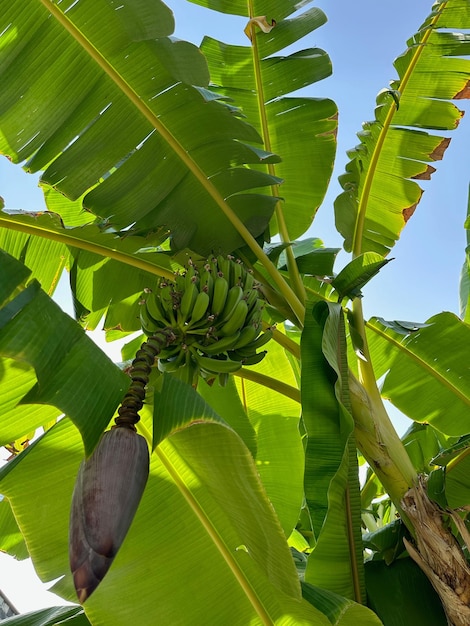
[402,477,470,626]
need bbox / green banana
[238,351,267,366]
[188,290,210,324]
[195,353,243,374]
[195,331,241,355]
[158,283,177,326]
[145,292,170,326]
[219,299,248,336]
[220,285,243,322]
[232,259,244,286]
[232,324,259,350]
[243,270,255,291]
[179,281,198,323]
[212,276,229,317]
[216,254,232,280]
[158,349,186,373]
[199,268,214,301]
[139,304,162,336]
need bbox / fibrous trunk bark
[402,476,470,626]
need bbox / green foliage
[0,0,469,624]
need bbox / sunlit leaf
[335,1,470,256]
[366,313,470,436]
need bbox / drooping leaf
[402,422,448,473]
[366,313,470,436]
[362,519,408,565]
[301,302,365,602]
[272,238,340,278]
[0,1,280,256]
[0,496,29,560]
[0,411,331,625]
[335,0,470,256]
[431,433,470,467]
[0,606,88,626]
[0,251,129,454]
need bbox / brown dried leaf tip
[69,427,149,602]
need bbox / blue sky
[0,0,469,611]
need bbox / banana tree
[1,1,470,625]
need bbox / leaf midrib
[352,1,448,257]
[366,318,470,407]
[37,0,304,322]
[157,441,274,626]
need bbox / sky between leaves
[0,0,469,613]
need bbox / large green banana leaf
[0,250,128,454]
[366,313,470,436]
[195,0,337,240]
[0,385,331,625]
[0,0,280,256]
[335,0,470,257]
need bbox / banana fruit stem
[115,329,176,429]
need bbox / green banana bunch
[140,256,272,384]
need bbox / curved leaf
[0,415,330,625]
[301,582,383,626]
[0,1,279,255]
[366,313,470,436]
[459,185,470,322]
[335,0,470,256]
[1,606,88,626]
[198,0,337,240]
[0,251,128,454]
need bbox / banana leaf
[366,313,470,436]
[0,250,128,454]
[335,0,470,256]
[194,0,337,240]
[301,303,365,602]
[460,185,470,323]
[0,392,331,625]
[0,0,280,256]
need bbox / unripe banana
[139,256,268,381]
[199,268,214,300]
[243,270,255,291]
[232,324,259,350]
[237,350,267,366]
[216,254,232,280]
[188,290,210,324]
[219,299,248,336]
[145,293,169,326]
[220,285,243,322]
[158,348,186,372]
[139,304,161,336]
[195,331,241,355]
[195,353,243,375]
[179,281,198,323]
[212,276,229,317]
[70,428,149,603]
[232,260,244,286]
